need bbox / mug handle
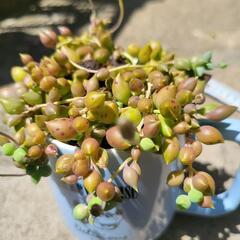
[177,118,240,217]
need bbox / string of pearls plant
[0,0,237,223]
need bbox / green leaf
[202,51,212,62]
[122,52,138,65]
[112,74,131,104]
[23,90,43,106]
[140,138,156,151]
[11,66,27,82]
[13,147,27,163]
[157,63,169,73]
[0,98,25,115]
[188,188,204,203]
[206,63,214,70]
[2,143,16,156]
[174,58,191,71]
[158,114,173,138]
[191,56,206,67]
[35,115,48,129]
[195,66,206,77]
[88,214,95,224]
[120,107,142,126]
[198,103,218,115]
[31,173,41,184]
[104,201,118,211]
[88,197,103,210]
[26,165,37,176]
[116,101,123,108]
[153,134,162,146]
[38,165,52,177]
[163,137,180,164]
[176,194,191,210]
[76,133,84,141]
[73,204,89,221]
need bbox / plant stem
[137,119,144,133]
[110,0,124,34]
[109,64,154,72]
[136,83,152,132]
[121,52,138,65]
[91,36,102,47]
[188,165,196,177]
[70,59,156,74]
[69,60,98,73]
[88,0,97,20]
[108,157,132,183]
[146,82,153,99]
[90,156,101,174]
[56,38,73,49]
[21,96,85,117]
[0,131,18,145]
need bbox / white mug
[49,118,240,240]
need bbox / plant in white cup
[0,0,238,235]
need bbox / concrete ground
[0,0,240,239]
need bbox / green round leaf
[176,194,191,210]
[23,91,43,106]
[13,147,27,163]
[0,98,25,115]
[88,197,103,211]
[11,66,27,82]
[31,172,41,184]
[202,51,212,63]
[195,66,206,77]
[140,138,156,151]
[188,188,204,203]
[2,143,16,156]
[73,204,89,221]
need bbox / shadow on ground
[161,208,240,240]
[161,163,240,240]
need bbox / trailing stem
[21,97,85,117]
[0,131,18,145]
[110,0,125,34]
[108,157,132,183]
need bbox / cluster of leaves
[0,15,237,223]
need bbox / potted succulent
[0,0,240,239]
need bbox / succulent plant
[0,0,236,224]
